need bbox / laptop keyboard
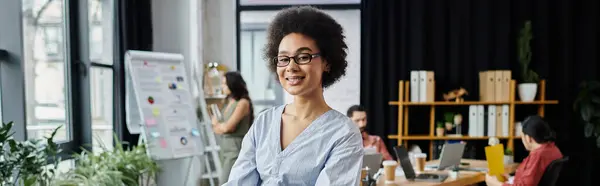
[416,173,441,179]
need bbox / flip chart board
[125,50,204,160]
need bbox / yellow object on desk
[485,144,506,182]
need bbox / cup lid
[382,160,397,166]
[414,153,427,158]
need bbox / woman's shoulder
[323,109,360,131]
[251,105,285,127]
[318,110,362,142]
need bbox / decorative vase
[436,128,445,137]
[504,155,514,164]
[518,83,538,102]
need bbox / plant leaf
[592,96,600,104]
[585,123,595,137]
[582,102,594,121]
[587,81,600,90]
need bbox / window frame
[0,0,121,160]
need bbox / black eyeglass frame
[273,53,321,67]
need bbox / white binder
[502,105,509,137]
[469,105,477,137]
[410,71,420,102]
[477,105,485,137]
[487,105,496,137]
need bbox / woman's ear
[323,62,330,72]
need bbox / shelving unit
[387,79,558,160]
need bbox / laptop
[393,146,448,182]
[426,143,488,172]
[361,153,383,178]
[427,143,466,170]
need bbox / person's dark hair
[347,105,367,117]
[264,6,348,88]
[224,71,254,122]
[521,115,556,143]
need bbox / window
[43,26,63,57]
[1,0,119,163]
[22,0,69,142]
[88,0,115,152]
[239,0,361,5]
[239,23,283,113]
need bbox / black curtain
[361,0,599,185]
[116,0,153,147]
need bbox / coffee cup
[414,153,427,172]
[382,160,398,184]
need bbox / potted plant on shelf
[573,80,600,148]
[517,20,540,102]
[504,148,514,164]
[436,122,445,137]
[444,112,455,132]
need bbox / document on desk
[485,144,506,182]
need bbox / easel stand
[125,50,221,186]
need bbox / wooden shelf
[388,78,558,160]
[514,100,558,104]
[388,135,510,140]
[389,100,559,106]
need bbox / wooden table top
[375,159,520,186]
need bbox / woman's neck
[290,90,330,120]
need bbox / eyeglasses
[273,53,321,67]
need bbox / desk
[376,159,519,186]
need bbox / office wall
[151,0,203,185]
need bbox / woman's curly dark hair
[264,6,348,88]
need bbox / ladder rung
[201,173,220,179]
[205,146,220,151]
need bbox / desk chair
[538,156,569,186]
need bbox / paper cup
[382,160,397,183]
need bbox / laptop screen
[393,146,416,180]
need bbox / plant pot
[504,155,514,164]
[518,83,538,102]
[436,128,445,137]
[445,122,453,131]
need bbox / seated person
[485,115,563,186]
[347,105,393,160]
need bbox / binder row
[410,70,435,102]
[468,105,510,137]
[479,70,512,102]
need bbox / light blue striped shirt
[223,105,364,185]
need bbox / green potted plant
[517,20,540,102]
[436,122,445,137]
[0,121,62,186]
[444,112,455,131]
[53,134,160,186]
[573,80,600,148]
[504,148,514,164]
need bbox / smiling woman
[224,6,363,186]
